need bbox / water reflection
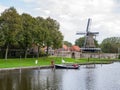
[85,69,96,90]
[0,63,120,90]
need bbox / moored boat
[55,64,79,69]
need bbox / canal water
[0,62,120,90]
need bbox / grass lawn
[0,57,119,68]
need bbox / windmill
[76,18,100,52]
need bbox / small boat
[55,64,79,69]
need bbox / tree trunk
[46,45,49,55]
[37,46,40,58]
[25,47,28,59]
[5,45,9,60]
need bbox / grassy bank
[0,57,119,68]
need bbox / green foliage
[19,13,37,58]
[45,17,63,50]
[0,7,22,59]
[64,41,72,47]
[0,7,22,44]
[75,37,85,47]
[75,37,99,47]
[19,13,34,48]
[118,55,120,59]
[101,37,120,53]
[34,17,45,46]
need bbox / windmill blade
[76,32,86,35]
[93,32,99,34]
[86,18,91,33]
[89,32,99,35]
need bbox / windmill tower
[76,18,100,52]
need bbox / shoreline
[0,61,116,71]
[0,65,51,71]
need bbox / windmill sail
[86,18,91,33]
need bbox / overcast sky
[0,0,120,44]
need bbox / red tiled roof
[63,45,68,50]
[70,45,80,52]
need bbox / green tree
[19,13,35,58]
[34,17,63,56]
[101,37,120,53]
[75,37,85,47]
[0,7,22,59]
[52,30,63,49]
[34,17,46,57]
[64,41,72,47]
[45,17,63,54]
